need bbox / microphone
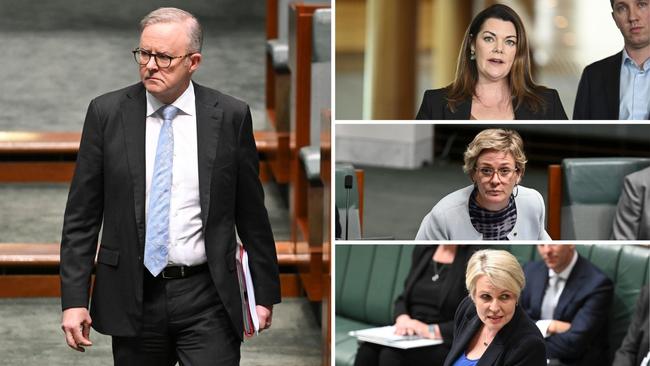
[344,175,353,240]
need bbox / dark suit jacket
[442,297,546,366]
[60,82,281,339]
[393,246,474,345]
[415,87,568,120]
[612,285,650,366]
[573,52,622,120]
[520,255,614,366]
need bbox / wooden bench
[0,131,288,182]
[0,241,308,298]
[0,131,310,298]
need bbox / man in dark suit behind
[573,0,650,120]
[520,245,614,366]
[60,7,280,365]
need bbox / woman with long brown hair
[416,4,567,120]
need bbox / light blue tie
[144,105,179,276]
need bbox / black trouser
[354,341,451,366]
[112,268,240,366]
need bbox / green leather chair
[335,245,414,365]
[560,158,650,239]
[335,245,649,366]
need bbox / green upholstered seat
[335,245,413,365]
[561,158,650,239]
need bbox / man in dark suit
[60,7,280,365]
[520,245,614,366]
[573,0,650,120]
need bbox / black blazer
[416,87,568,120]
[393,246,474,345]
[60,82,281,339]
[573,52,622,120]
[612,285,649,366]
[443,297,546,366]
[521,255,613,366]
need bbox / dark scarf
[468,188,517,240]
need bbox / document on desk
[236,243,259,337]
[349,326,443,349]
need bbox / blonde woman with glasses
[416,128,550,240]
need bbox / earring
[512,184,519,198]
[470,49,476,60]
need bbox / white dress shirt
[536,250,578,337]
[145,81,206,267]
[619,49,650,120]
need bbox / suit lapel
[121,84,147,250]
[447,99,472,119]
[445,305,483,366]
[605,52,622,120]
[554,256,584,319]
[529,264,548,319]
[194,84,223,227]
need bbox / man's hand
[256,305,273,332]
[548,320,572,335]
[61,307,93,352]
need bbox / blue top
[619,49,650,120]
[451,353,479,366]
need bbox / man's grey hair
[140,7,203,53]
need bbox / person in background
[611,167,650,240]
[573,0,650,120]
[443,249,546,366]
[353,245,477,366]
[520,245,613,366]
[416,4,567,120]
[416,128,550,240]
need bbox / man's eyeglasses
[132,48,194,68]
[475,167,518,180]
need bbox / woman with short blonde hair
[416,128,549,240]
[442,249,545,366]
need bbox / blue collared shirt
[619,49,650,120]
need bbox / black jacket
[443,296,546,366]
[416,87,568,120]
[60,82,281,339]
[573,52,622,120]
[393,246,474,345]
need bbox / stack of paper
[235,243,259,337]
[349,326,443,349]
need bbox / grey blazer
[415,185,550,240]
[611,167,650,240]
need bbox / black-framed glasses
[475,167,518,180]
[132,48,194,68]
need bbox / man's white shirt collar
[548,249,578,281]
[145,81,196,118]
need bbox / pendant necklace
[483,332,491,347]
[432,261,445,282]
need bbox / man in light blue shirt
[573,0,650,120]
